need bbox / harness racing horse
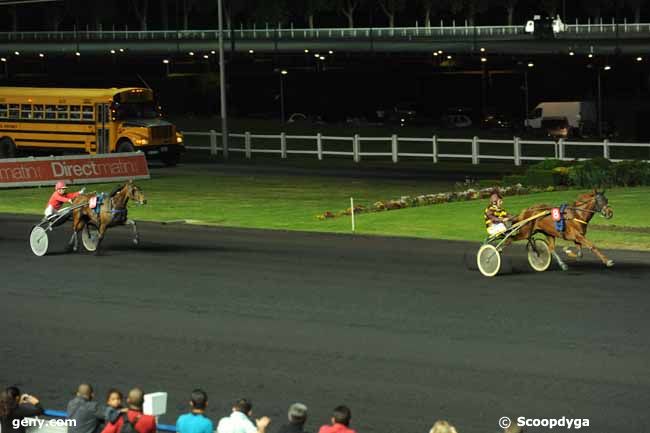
[510,190,614,271]
[68,180,147,255]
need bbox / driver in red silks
[44,181,82,217]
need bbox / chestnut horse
[511,190,614,270]
[68,180,147,255]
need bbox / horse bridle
[569,194,611,217]
[112,184,145,206]
[128,185,146,205]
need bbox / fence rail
[182,131,650,165]
[41,410,176,433]
[2,22,650,42]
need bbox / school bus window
[56,105,68,120]
[70,105,81,120]
[0,104,7,118]
[33,104,44,119]
[21,104,33,119]
[82,105,93,120]
[9,104,19,118]
[45,105,56,119]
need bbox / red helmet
[55,181,67,190]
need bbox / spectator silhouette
[103,389,126,426]
[217,398,271,433]
[100,388,156,433]
[429,420,458,433]
[274,403,308,433]
[176,389,214,433]
[66,383,106,433]
[0,386,44,433]
[503,424,524,433]
[317,406,356,433]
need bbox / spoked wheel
[30,226,49,256]
[477,244,501,277]
[82,224,99,252]
[527,238,552,272]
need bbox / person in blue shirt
[176,390,214,433]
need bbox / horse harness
[90,191,128,224]
[551,196,602,236]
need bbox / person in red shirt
[100,388,156,433]
[44,181,82,217]
[317,406,356,433]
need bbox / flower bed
[317,184,565,220]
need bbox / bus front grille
[151,125,173,141]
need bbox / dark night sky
[1,1,649,138]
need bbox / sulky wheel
[81,224,100,252]
[30,226,49,256]
[477,244,501,277]
[527,238,552,272]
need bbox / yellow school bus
[0,87,184,165]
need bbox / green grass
[1,167,649,251]
[320,188,650,251]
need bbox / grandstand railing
[181,131,650,165]
[42,409,176,432]
[1,22,649,42]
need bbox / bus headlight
[176,133,183,143]
[135,138,149,145]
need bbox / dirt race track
[1,214,649,433]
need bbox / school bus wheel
[116,139,135,153]
[0,137,17,159]
[161,147,180,167]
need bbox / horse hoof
[560,263,569,271]
[606,260,615,267]
[564,249,577,259]
[133,238,139,246]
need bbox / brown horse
[511,190,614,270]
[68,180,147,255]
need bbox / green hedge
[524,169,557,186]
[506,158,650,188]
[502,175,526,186]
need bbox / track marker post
[350,197,355,232]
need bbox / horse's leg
[564,241,584,259]
[66,231,77,253]
[575,242,583,259]
[126,219,139,245]
[94,224,107,256]
[67,212,82,252]
[574,233,614,267]
[547,235,569,271]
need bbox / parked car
[482,114,513,130]
[287,113,326,125]
[525,14,566,38]
[375,103,430,127]
[441,113,472,128]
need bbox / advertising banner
[0,153,150,188]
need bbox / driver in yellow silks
[484,190,514,236]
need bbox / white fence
[3,21,650,41]
[182,131,650,165]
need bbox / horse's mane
[110,183,125,197]
[575,192,595,203]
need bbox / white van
[525,101,596,136]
